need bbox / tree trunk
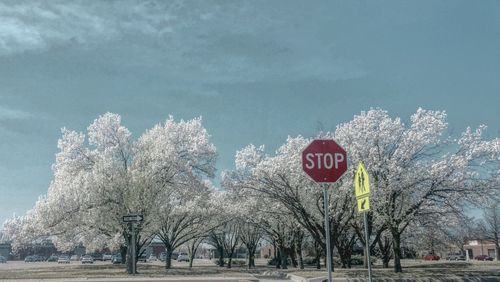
[120,245,127,265]
[247,246,256,269]
[392,231,403,273]
[188,253,195,268]
[188,238,202,269]
[217,246,224,267]
[276,248,281,269]
[165,249,173,269]
[227,256,233,269]
[126,242,136,274]
[314,241,321,269]
[377,234,392,268]
[290,247,298,268]
[279,246,288,269]
[494,232,499,261]
[298,245,304,270]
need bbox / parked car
[91,253,103,261]
[171,252,179,260]
[33,255,45,262]
[58,255,70,264]
[0,255,6,263]
[138,254,148,262]
[70,255,79,261]
[474,255,493,261]
[423,254,440,261]
[102,253,113,261]
[148,254,157,262]
[81,255,94,264]
[446,253,466,261]
[24,256,35,263]
[111,254,122,264]
[177,253,189,262]
[159,252,166,262]
[47,255,59,262]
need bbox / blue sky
[0,0,499,225]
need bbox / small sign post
[123,214,143,275]
[302,139,348,282]
[355,163,372,282]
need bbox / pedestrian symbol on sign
[358,171,366,192]
[355,163,370,198]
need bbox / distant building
[259,244,275,259]
[0,243,11,259]
[464,240,497,260]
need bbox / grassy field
[0,259,498,280]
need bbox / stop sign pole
[302,139,348,282]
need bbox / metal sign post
[123,214,143,275]
[302,139,348,282]
[323,184,333,282]
[131,223,136,275]
[363,213,373,282]
[355,163,373,282]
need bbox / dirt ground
[0,259,498,280]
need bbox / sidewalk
[0,278,258,282]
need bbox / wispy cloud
[0,1,189,56]
[0,1,367,83]
[0,105,32,120]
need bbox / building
[0,243,11,259]
[464,240,497,260]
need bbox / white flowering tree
[334,108,500,272]
[225,108,499,273]
[224,139,359,270]
[132,117,217,269]
[4,113,218,273]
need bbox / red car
[423,254,440,261]
[474,255,493,261]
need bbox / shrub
[302,257,318,266]
[349,255,378,266]
[267,257,291,266]
[231,259,246,267]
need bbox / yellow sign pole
[355,162,373,282]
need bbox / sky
[0,0,499,225]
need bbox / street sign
[302,139,348,282]
[302,139,348,183]
[123,214,144,223]
[354,162,373,281]
[357,196,370,213]
[355,162,371,198]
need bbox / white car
[81,255,94,264]
[102,254,113,261]
[58,255,70,264]
[177,253,189,262]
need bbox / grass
[0,260,498,280]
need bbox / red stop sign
[302,139,348,183]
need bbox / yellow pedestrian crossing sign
[357,196,370,213]
[355,162,370,198]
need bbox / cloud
[0,1,367,83]
[0,1,189,56]
[0,105,32,120]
